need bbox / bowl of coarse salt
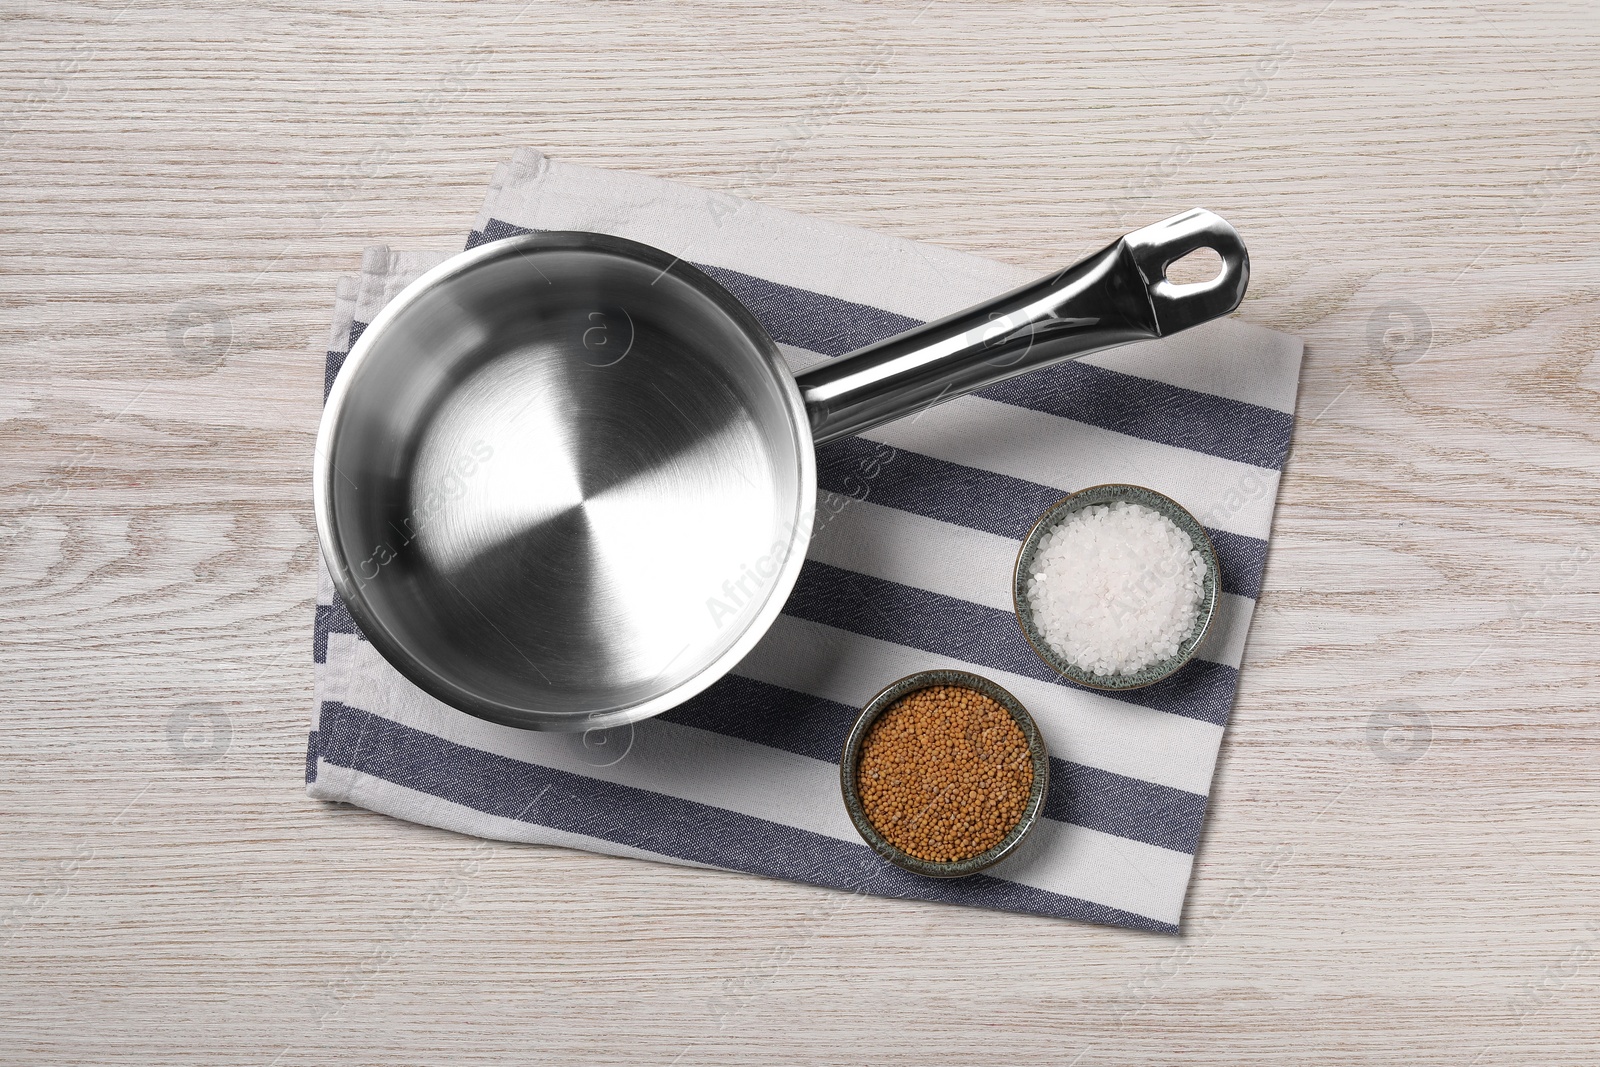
[1013,484,1221,691]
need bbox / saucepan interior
[316,234,816,731]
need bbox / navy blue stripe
[1203,528,1266,602]
[816,435,1060,537]
[977,366,1294,471]
[665,674,1207,853]
[1042,761,1206,855]
[785,561,1236,727]
[816,435,1266,600]
[694,262,922,358]
[306,730,319,783]
[324,351,347,401]
[313,597,359,664]
[325,322,367,400]
[466,218,1293,471]
[663,673,850,766]
[466,217,530,249]
[316,701,1175,932]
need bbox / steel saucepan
[314,209,1248,731]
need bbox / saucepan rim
[313,231,818,732]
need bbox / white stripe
[318,640,1185,924]
[734,616,1223,796]
[309,763,722,871]
[778,342,828,373]
[342,249,448,325]
[858,394,1282,541]
[326,276,358,352]
[993,819,1192,925]
[808,494,1257,670]
[1197,593,1256,670]
[809,494,1018,614]
[1080,318,1304,416]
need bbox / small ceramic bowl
[840,669,1050,878]
[1013,483,1221,691]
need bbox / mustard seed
[855,685,1035,864]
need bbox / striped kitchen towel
[308,148,1302,933]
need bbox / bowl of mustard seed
[840,669,1050,878]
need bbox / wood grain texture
[3,1,1599,1064]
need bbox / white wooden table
[4,2,1598,1063]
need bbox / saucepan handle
[794,208,1249,445]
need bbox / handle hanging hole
[1163,246,1224,286]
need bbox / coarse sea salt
[1024,501,1206,677]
